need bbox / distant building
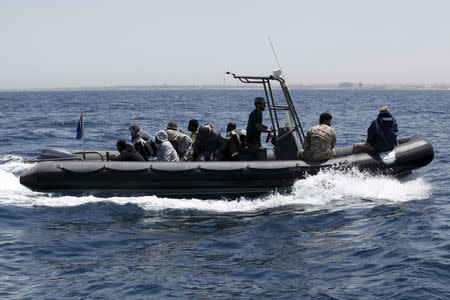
[432,83,449,89]
[338,82,353,88]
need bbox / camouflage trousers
[352,142,374,154]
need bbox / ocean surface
[0,88,449,299]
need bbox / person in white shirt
[155,130,179,162]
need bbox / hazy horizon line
[1,82,450,92]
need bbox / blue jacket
[367,111,399,152]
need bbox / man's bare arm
[256,123,273,133]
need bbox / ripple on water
[0,89,449,298]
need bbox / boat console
[227,71,306,160]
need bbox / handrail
[26,157,85,163]
[227,71,306,156]
[74,151,105,161]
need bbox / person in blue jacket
[353,106,399,154]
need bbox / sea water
[0,89,449,298]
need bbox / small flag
[76,115,84,140]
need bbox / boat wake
[0,155,433,213]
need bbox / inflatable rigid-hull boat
[20,137,434,198]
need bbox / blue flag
[76,115,84,140]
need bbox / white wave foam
[291,168,432,204]
[0,155,33,175]
[0,158,433,212]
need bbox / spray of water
[0,156,432,213]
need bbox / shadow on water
[0,199,380,239]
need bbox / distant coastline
[1,83,449,92]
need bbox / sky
[1,0,449,89]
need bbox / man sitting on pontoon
[298,112,336,162]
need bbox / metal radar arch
[227,71,306,160]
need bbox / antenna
[268,36,283,74]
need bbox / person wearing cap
[352,106,399,154]
[110,139,145,162]
[298,112,336,161]
[246,97,273,160]
[192,124,227,161]
[187,119,199,142]
[155,130,179,162]
[166,122,193,161]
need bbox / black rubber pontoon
[20,137,433,197]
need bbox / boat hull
[20,137,434,198]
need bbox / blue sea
[0,88,449,299]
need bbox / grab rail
[74,151,105,161]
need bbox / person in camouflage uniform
[166,122,194,161]
[298,112,336,161]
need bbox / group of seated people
[298,106,399,162]
[111,120,246,162]
[111,105,399,163]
